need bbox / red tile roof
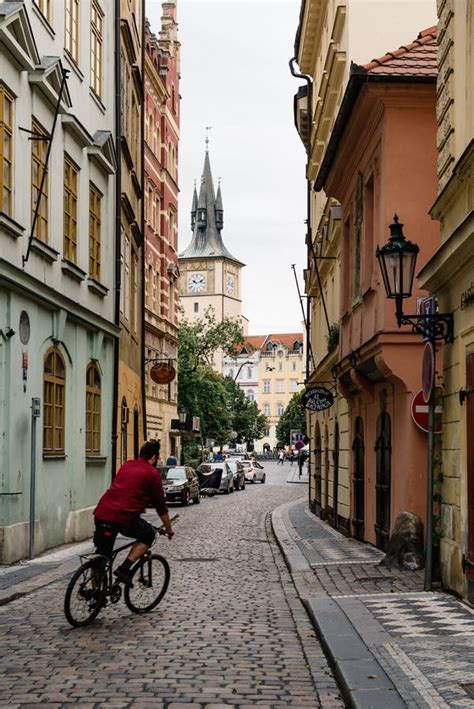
[363,26,437,77]
[239,333,304,353]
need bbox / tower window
[194,302,199,313]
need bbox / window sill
[0,212,25,239]
[86,455,107,465]
[87,277,109,297]
[63,50,84,81]
[30,237,58,262]
[89,88,106,114]
[43,454,66,460]
[61,258,86,282]
[32,2,55,38]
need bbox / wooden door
[324,425,330,519]
[352,417,365,540]
[332,422,339,529]
[466,352,474,599]
[314,422,322,517]
[375,412,391,551]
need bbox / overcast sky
[146,0,307,335]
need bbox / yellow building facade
[418,0,474,602]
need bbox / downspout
[140,9,147,443]
[111,0,122,478]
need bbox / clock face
[226,274,235,295]
[188,273,206,293]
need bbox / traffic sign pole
[425,389,435,592]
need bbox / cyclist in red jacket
[94,440,174,587]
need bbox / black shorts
[93,517,156,557]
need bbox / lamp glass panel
[402,250,417,298]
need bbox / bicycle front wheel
[124,554,170,614]
[64,559,106,627]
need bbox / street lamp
[178,406,188,428]
[233,360,252,382]
[376,215,453,343]
[376,213,455,593]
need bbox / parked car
[197,462,234,494]
[240,460,266,484]
[160,466,200,506]
[226,452,250,461]
[225,459,246,491]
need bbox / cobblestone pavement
[274,498,474,708]
[0,463,343,708]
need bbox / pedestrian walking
[277,450,285,465]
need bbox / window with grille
[0,87,13,216]
[65,0,79,63]
[86,363,101,455]
[35,0,52,22]
[43,349,66,456]
[31,120,48,243]
[90,0,103,98]
[89,183,101,279]
[64,157,78,262]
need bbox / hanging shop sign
[150,362,176,384]
[302,386,334,411]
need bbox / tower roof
[180,150,244,265]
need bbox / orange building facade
[316,30,440,549]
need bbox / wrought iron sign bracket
[397,313,454,344]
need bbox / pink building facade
[316,29,440,549]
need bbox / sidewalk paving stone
[273,497,474,709]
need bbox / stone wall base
[64,506,95,544]
[440,537,467,599]
[0,521,45,563]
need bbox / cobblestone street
[0,463,342,708]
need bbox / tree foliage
[275,391,307,448]
[223,377,267,445]
[178,309,245,455]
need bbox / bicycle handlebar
[154,514,179,535]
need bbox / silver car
[197,462,234,494]
[241,460,266,484]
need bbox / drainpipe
[140,8,147,443]
[111,0,122,478]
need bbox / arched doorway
[352,417,365,541]
[375,411,391,551]
[314,421,322,517]
[332,422,339,529]
[324,424,330,520]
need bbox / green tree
[223,377,267,446]
[275,391,307,448]
[178,309,244,459]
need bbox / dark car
[196,462,233,494]
[225,459,246,491]
[160,466,200,506]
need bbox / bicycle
[64,515,178,627]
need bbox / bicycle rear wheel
[124,554,170,614]
[64,559,106,627]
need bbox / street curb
[304,597,406,709]
[271,500,311,573]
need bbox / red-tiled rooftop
[239,333,304,353]
[363,26,437,77]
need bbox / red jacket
[94,458,168,523]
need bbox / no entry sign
[411,388,443,434]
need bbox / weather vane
[205,126,212,152]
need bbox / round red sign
[411,388,443,434]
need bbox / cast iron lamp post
[179,407,188,464]
[376,214,454,591]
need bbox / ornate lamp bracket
[397,312,454,344]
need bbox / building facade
[143,5,180,462]
[223,334,305,452]
[178,148,247,371]
[293,0,438,537]
[117,0,144,467]
[0,0,117,561]
[419,0,474,601]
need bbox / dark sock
[120,558,133,572]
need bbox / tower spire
[205,126,212,153]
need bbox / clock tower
[179,147,245,332]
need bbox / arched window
[264,403,270,417]
[267,342,273,352]
[277,403,284,416]
[375,412,391,551]
[86,363,101,455]
[293,341,300,352]
[43,348,66,456]
[352,417,365,540]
